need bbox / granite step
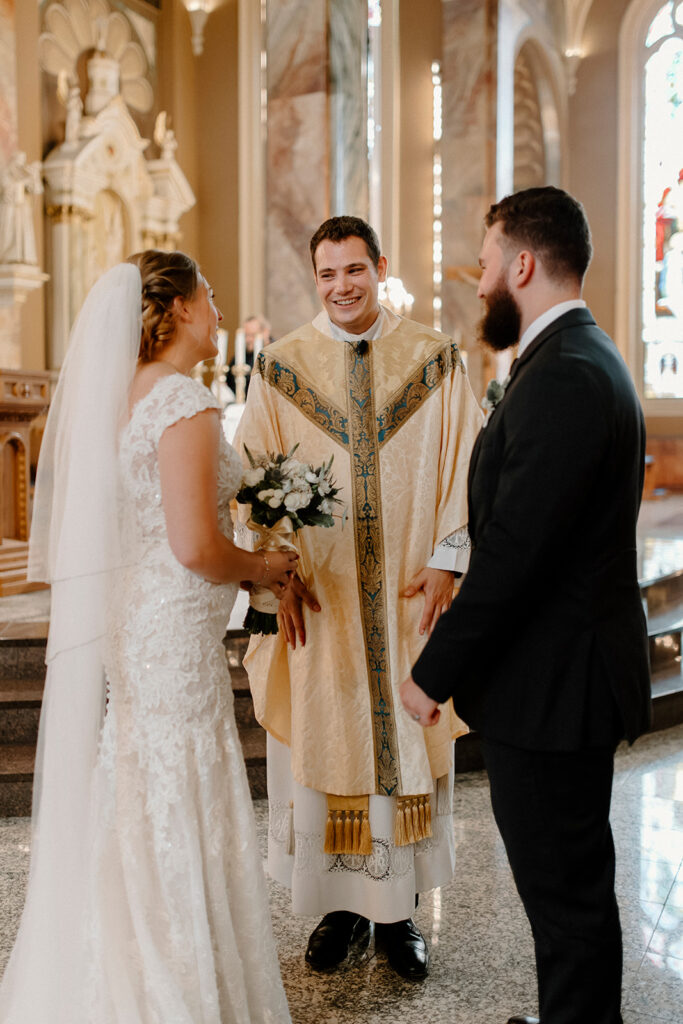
[0,631,268,813]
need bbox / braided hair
[126,250,200,362]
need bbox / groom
[401,187,651,1024]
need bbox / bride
[0,252,295,1022]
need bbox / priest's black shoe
[375,918,429,980]
[507,1016,540,1023]
[305,911,371,970]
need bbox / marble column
[264,0,369,338]
[328,0,368,219]
[0,0,19,369]
[441,0,498,400]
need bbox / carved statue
[0,152,44,266]
[58,71,84,146]
[154,111,178,161]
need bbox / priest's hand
[400,675,440,727]
[277,572,321,649]
[400,567,455,636]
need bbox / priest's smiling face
[313,235,388,335]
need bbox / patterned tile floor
[0,723,681,1023]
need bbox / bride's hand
[258,549,298,590]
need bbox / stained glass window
[642,2,683,398]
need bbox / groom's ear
[512,249,535,289]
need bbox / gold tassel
[324,795,372,855]
[352,812,361,854]
[411,798,420,838]
[394,794,433,846]
[344,812,352,851]
[360,810,372,855]
[395,802,407,847]
[324,810,335,854]
[405,799,416,844]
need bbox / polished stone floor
[0,723,681,1023]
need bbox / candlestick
[216,327,228,367]
[234,328,246,367]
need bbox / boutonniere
[481,374,511,426]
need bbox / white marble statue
[0,152,43,266]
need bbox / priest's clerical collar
[313,305,397,343]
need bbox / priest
[234,216,482,979]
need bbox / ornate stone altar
[39,0,195,367]
[0,369,55,596]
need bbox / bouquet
[236,444,345,635]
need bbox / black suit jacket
[413,308,652,750]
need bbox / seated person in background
[227,314,273,398]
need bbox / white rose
[305,470,318,483]
[244,466,266,486]
[318,479,331,496]
[284,487,312,511]
[268,489,284,508]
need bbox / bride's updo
[126,250,200,363]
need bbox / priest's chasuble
[234,313,483,800]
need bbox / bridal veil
[0,263,141,1022]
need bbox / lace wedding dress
[82,373,290,1023]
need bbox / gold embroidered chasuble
[234,315,483,800]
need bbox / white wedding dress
[77,374,289,1022]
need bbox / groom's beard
[478,280,522,351]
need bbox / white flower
[284,487,312,511]
[305,470,318,483]
[318,479,331,496]
[243,466,266,486]
[257,488,274,502]
[319,498,333,514]
[282,458,306,476]
[267,489,285,508]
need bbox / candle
[234,328,246,366]
[253,333,263,359]
[216,328,228,367]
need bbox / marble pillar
[0,0,19,369]
[264,0,369,338]
[328,0,368,220]
[441,0,498,400]
[265,0,329,338]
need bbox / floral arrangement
[236,445,345,634]
[481,374,511,425]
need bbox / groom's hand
[277,573,321,649]
[400,567,455,636]
[400,675,440,727]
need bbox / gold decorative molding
[45,203,93,223]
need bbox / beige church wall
[157,0,200,261]
[568,0,629,349]
[192,0,240,335]
[398,0,441,331]
[15,0,45,371]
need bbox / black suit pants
[481,738,623,1024]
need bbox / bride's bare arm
[158,408,297,585]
